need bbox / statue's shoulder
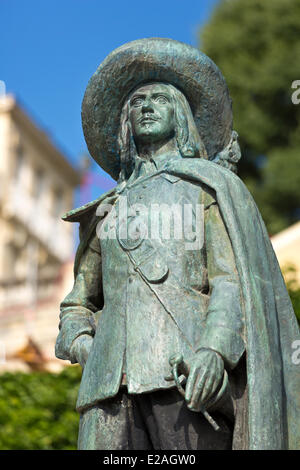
[166,157,250,200]
[65,187,119,274]
[164,159,219,208]
[62,187,117,223]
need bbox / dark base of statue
[77,388,233,450]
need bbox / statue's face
[128,83,175,145]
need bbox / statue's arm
[196,200,245,370]
[55,234,103,364]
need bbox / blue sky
[1,0,219,198]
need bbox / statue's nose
[142,99,154,113]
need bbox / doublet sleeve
[196,194,245,370]
[55,232,103,363]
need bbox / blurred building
[271,221,300,284]
[0,94,80,372]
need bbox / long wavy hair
[117,82,208,182]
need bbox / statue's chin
[135,133,163,145]
[137,125,159,137]
[135,130,174,146]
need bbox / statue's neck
[136,136,179,161]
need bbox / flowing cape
[166,159,300,450]
[65,158,300,450]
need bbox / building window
[4,243,18,280]
[14,145,24,182]
[52,187,64,218]
[32,168,45,201]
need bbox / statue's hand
[185,349,224,411]
[70,334,93,368]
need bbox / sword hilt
[167,353,228,432]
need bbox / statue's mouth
[139,115,160,124]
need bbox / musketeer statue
[55,38,300,450]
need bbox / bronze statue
[55,38,300,450]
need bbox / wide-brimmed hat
[82,38,233,181]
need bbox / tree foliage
[200,0,300,234]
[0,365,81,450]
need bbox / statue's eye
[154,95,168,104]
[131,98,143,107]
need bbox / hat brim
[82,38,233,181]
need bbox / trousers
[77,387,233,450]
